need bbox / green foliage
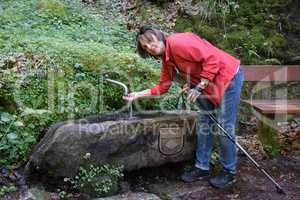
[56,189,74,199]
[257,121,281,157]
[64,164,124,197]
[157,192,172,200]
[139,6,148,20]
[0,112,36,165]
[0,0,179,167]
[264,144,280,157]
[37,0,67,14]
[0,185,16,197]
[175,0,292,64]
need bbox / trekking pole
[174,73,285,194]
[199,109,286,194]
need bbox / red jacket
[149,32,240,106]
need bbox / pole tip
[276,186,286,195]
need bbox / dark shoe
[181,167,210,183]
[209,170,236,188]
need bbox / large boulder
[25,111,198,178]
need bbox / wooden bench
[242,65,300,155]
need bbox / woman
[123,26,244,188]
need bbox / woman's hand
[181,83,203,102]
[181,83,202,103]
[181,83,189,94]
[123,92,140,101]
[187,89,201,102]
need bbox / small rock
[119,181,131,193]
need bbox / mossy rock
[257,120,281,157]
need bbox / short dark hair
[136,25,166,58]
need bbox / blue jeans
[195,67,244,174]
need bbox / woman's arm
[148,60,173,95]
[123,60,173,102]
[123,89,152,101]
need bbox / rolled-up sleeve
[149,60,173,96]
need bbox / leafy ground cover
[0,0,180,168]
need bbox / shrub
[64,164,124,197]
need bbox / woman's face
[139,34,165,56]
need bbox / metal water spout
[105,79,133,119]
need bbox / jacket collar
[162,38,171,63]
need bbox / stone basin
[25,110,198,178]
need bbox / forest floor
[1,132,299,200]
[125,152,300,200]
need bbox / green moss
[267,32,286,48]
[157,192,172,200]
[264,20,277,30]
[226,30,249,46]
[175,17,194,32]
[0,10,26,25]
[140,6,148,20]
[175,0,296,64]
[257,120,281,157]
[262,32,286,58]
[81,54,109,71]
[252,13,265,24]
[36,0,67,14]
[197,24,222,43]
[288,21,300,32]
[250,27,265,44]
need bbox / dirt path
[125,154,300,200]
[1,145,299,199]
